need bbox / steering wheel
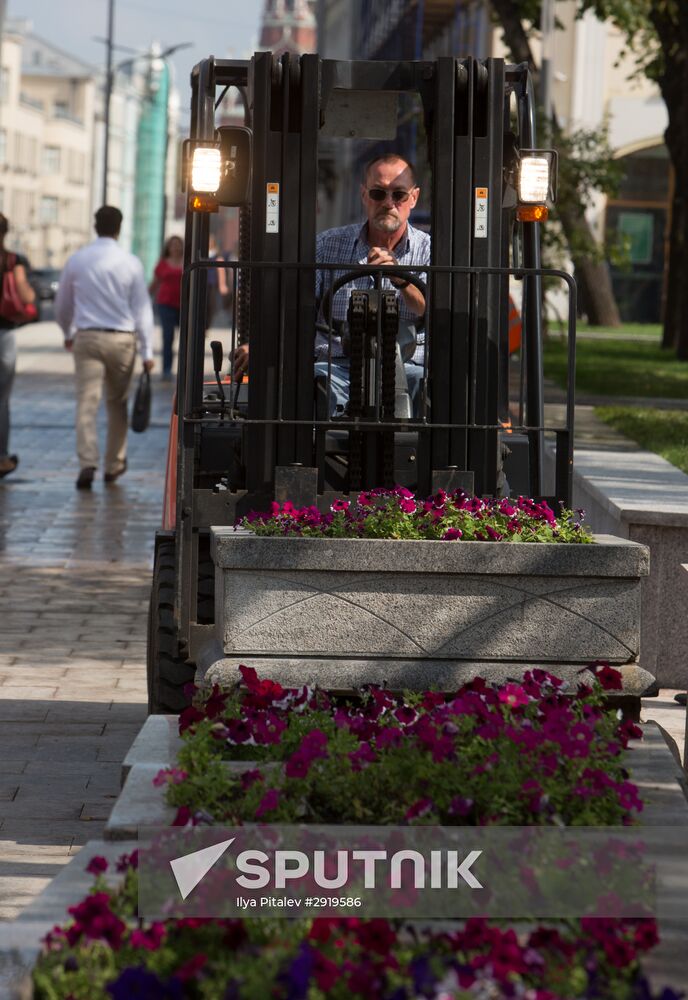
[318,267,427,335]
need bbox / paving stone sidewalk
[0,322,174,919]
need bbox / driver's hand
[233,343,249,379]
[368,247,405,288]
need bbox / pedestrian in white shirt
[55,206,155,490]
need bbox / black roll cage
[172,53,576,660]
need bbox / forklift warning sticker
[266,183,280,234]
[474,187,488,238]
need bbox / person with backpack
[0,213,36,479]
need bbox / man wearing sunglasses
[233,153,430,414]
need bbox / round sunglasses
[366,187,414,203]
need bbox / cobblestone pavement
[0,322,174,919]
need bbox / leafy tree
[490,0,623,326]
[579,1,685,353]
[493,0,686,351]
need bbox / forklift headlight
[516,149,557,209]
[191,145,222,193]
[518,156,550,204]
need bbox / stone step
[0,839,137,1000]
[120,714,181,787]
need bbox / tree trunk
[556,201,621,326]
[575,261,622,327]
[649,1,688,355]
[661,182,684,350]
[490,0,621,326]
[673,183,688,359]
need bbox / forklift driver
[232,153,430,415]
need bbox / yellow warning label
[267,183,279,193]
[475,187,488,198]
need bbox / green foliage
[544,335,688,397]
[596,405,688,473]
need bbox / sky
[7,0,266,111]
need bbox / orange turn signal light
[517,204,548,222]
[188,193,219,213]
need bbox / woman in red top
[149,235,183,379]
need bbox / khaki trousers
[73,330,136,474]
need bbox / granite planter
[205,529,654,695]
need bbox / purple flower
[281,942,314,999]
[130,922,166,951]
[255,788,281,818]
[285,730,329,779]
[116,850,138,872]
[405,797,434,821]
[393,705,417,725]
[448,796,474,817]
[348,741,377,771]
[85,855,108,875]
[107,968,183,999]
[226,718,254,745]
[442,527,462,540]
[240,768,264,790]
[152,767,188,787]
[498,683,529,708]
[376,727,403,749]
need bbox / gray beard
[374,212,402,234]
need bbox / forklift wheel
[147,538,196,714]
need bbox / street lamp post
[99,0,190,207]
[102,0,115,203]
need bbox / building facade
[260,0,317,54]
[0,22,181,271]
[0,24,96,267]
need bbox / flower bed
[164,664,643,828]
[32,668,680,999]
[240,487,594,543]
[35,890,676,1000]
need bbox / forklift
[147,51,576,714]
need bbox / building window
[40,196,58,224]
[43,145,61,174]
[0,129,6,165]
[0,67,9,103]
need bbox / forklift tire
[147,538,196,714]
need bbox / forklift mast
[171,52,576,665]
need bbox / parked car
[29,267,61,300]
[28,268,61,321]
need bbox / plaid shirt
[314,221,431,363]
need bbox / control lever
[231,346,245,412]
[232,370,244,413]
[210,340,227,419]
